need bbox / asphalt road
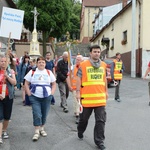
[1,75,150,150]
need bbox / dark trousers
[148,82,150,97]
[51,95,55,104]
[25,94,31,106]
[77,106,106,146]
[115,80,121,99]
[0,96,13,120]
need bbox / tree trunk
[42,31,47,56]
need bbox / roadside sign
[0,7,24,40]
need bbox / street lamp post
[88,8,90,42]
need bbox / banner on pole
[0,7,24,40]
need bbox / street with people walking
[0,75,150,150]
[1,0,150,150]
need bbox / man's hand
[120,70,123,73]
[0,95,4,100]
[68,86,73,92]
[113,80,118,86]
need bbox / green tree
[12,0,18,4]
[17,0,72,55]
[68,1,81,40]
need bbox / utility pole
[88,8,90,42]
[131,0,136,77]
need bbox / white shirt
[24,68,56,98]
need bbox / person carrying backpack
[24,56,56,142]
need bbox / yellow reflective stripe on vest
[82,81,105,86]
[82,100,106,104]
[114,74,122,77]
[81,93,105,98]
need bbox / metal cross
[31,7,39,29]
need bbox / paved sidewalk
[1,75,150,150]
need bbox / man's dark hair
[116,52,120,56]
[89,45,101,52]
[45,51,51,56]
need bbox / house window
[93,25,95,34]
[121,30,127,45]
[110,39,114,50]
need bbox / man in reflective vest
[111,52,125,102]
[76,45,108,150]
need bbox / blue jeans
[29,95,52,126]
[0,96,13,121]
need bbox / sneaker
[40,130,47,137]
[0,138,3,144]
[115,98,121,102]
[2,131,9,139]
[98,144,106,150]
[63,108,68,113]
[32,132,40,141]
[78,132,83,139]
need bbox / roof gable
[90,1,132,42]
[83,0,121,7]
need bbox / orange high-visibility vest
[80,60,107,107]
[71,65,79,90]
[113,59,123,80]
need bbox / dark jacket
[56,59,68,83]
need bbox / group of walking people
[0,45,125,150]
[0,51,56,143]
[56,45,125,150]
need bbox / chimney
[122,0,128,8]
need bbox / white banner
[0,7,24,40]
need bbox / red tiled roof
[82,0,121,7]
[6,0,16,8]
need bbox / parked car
[103,58,114,87]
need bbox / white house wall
[92,3,140,58]
[84,7,99,38]
[142,0,150,77]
